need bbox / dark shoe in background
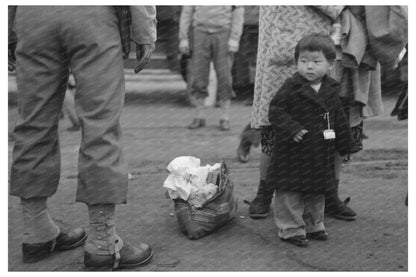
[325,180,357,221]
[248,196,271,219]
[219,119,230,131]
[248,180,274,219]
[326,197,357,221]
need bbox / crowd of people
[8,5,407,270]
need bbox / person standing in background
[179,6,244,131]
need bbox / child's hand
[330,23,341,45]
[227,39,239,54]
[293,129,308,142]
[179,39,190,55]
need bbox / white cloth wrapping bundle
[163,156,221,208]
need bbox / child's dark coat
[267,73,352,194]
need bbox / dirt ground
[7,92,408,271]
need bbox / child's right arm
[268,79,305,142]
[293,129,309,142]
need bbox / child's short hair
[294,33,336,61]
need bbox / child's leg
[219,99,231,121]
[194,98,207,119]
[303,193,326,234]
[188,29,211,129]
[274,191,306,239]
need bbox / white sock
[219,99,231,120]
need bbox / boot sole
[249,213,269,219]
[330,214,357,221]
[118,250,154,269]
[23,252,53,263]
[84,251,153,271]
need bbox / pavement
[8,68,187,104]
[7,71,408,271]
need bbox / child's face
[297,50,333,85]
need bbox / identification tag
[323,112,336,140]
[323,129,336,140]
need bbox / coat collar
[291,73,338,111]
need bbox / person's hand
[8,42,16,72]
[227,39,239,54]
[179,39,190,55]
[293,129,308,142]
[342,153,352,164]
[134,42,155,73]
[330,23,341,45]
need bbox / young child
[267,33,352,247]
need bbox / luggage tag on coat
[323,112,336,140]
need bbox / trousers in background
[190,29,235,101]
[10,6,128,205]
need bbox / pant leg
[303,193,326,234]
[191,29,211,100]
[274,191,306,239]
[57,7,128,204]
[10,7,69,199]
[212,30,235,101]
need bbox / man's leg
[62,7,152,270]
[11,6,86,263]
[248,127,275,218]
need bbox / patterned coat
[251,6,344,128]
[267,73,352,194]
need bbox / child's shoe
[306,231,328,241]
[280,236,309,247]
[219,119,230,131]
[188,118,206,129]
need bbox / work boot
[325,180,357,221]
[84,204,153,271]
[23,228,87,263]
[21,197,86,263]
[248,180,274,219]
